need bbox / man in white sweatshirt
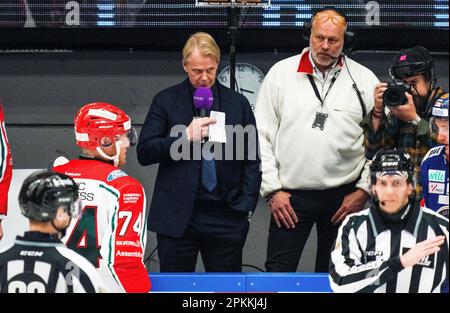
[255,7,379,272]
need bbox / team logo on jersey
[364,250,384,262]
[364,251,383,257]
[427,146,444,159]
[107,170,128,182]
[428,170,446,183]
[437,206,449,218]
[432,108,448,117]
[434,94,448,107]
[19,250,44,257]
[429,183,445,194]
[417,255,435,268]
[438,195,449,205]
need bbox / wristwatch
[408,115,421,126]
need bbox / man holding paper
[137,32,261,272]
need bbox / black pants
[157,200,250,272]
[265,182,356,273]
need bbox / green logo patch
[428,170,446,183]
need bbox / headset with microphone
[302,7,366,118]
[302,7,357,54]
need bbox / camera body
[383,81,412,107]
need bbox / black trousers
[157,200,250,272]
[265,182,356,273]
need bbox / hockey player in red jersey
[0,104,13,241]
[53,102,151,293]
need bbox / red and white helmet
[74,102,135,149]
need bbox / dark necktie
[202,146,217,192]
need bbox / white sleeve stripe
[422,207,450,223]
[330,266,389,293]
[55,246,104,292]
[140,187,147,249]
[330,213,393,292]
[0,121,8,180]
[106,206,124,291]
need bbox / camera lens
[383,82,409,107]
[384,89,403,107]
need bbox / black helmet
[389,46,436,83]
[370,149,415,185]
[18,170,80,222]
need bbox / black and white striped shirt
[329,202,449,293]
[0,232,105,293]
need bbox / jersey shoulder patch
[106,169,128,182]
[53,156,70,167]
[423,146,445,163]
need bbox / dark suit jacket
[137,79,261,237]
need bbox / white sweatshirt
[255,48,379,197]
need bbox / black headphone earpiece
[301,20,313,42]
[302,7,356,53]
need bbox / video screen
[0,0,448,29]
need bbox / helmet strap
[96,140,121,167]
[426,78,436,99]
[422,84,439,114]
[411,83,430,112]
[51,217,71,238]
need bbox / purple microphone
[193,87,213,117]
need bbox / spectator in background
[362,46,447,201]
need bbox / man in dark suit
[137,32,261,272]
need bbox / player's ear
[55,207,66,221]
[371,185,377,197]
[407,183,414,196]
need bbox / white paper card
[209,111,227,143]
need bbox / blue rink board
[149,273,332,292]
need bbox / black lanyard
[307,71,339,109]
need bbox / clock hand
[240,88,255,94]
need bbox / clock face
[217,63,265,112]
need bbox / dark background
[0,0,448,51]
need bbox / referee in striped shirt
[329,149,448,293]
[0,170,105,293]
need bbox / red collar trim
[297,51,344,74]
[297,51,314,74]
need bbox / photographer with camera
[362,46,447,201]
